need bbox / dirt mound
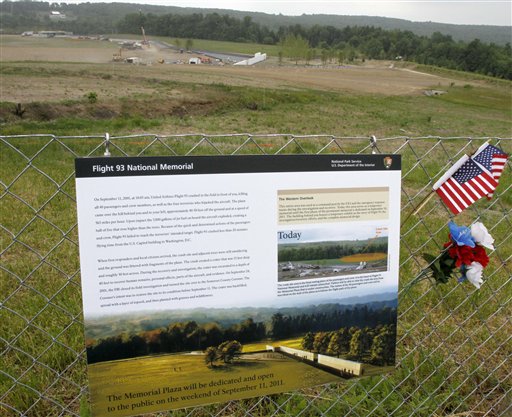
[0,97,219,123]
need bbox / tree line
[278,26,511,80]
[114,12,511,79]
[86,317,265,364]
[86,304,396,363]
[301,324,396,366]
[269,305,396,339]
[2,1,510,79]
[3,0,510,45]
[278,240,388,262]
[118,12,275,45]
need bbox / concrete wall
[277,346,315,361]
[317,354,363,376]
[234,52,267,66]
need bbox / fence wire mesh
[1,134,511,417]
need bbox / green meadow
[1,78,510,138]
[88,350,336,416]
[152,35,284,56]
[87,336,393,417]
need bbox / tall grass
[1,78,511,138]
[1,53,511,416]
[1,134,510,416]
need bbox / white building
[49,11,67,20]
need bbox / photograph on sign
[75,154,401,417]
[278,223,389,281]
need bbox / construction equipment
[112,48,122,62]
[141,26,149,46]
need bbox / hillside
[85,296,398,339]
[245,13,511,46]
[1,33,511,138]
[175,9,511,45]
[1,1,510,45]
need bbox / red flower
[447,243,489,268]
[472,245,489,267]
[448,245,473,267]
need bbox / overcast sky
[278,224,388,244]
[62,1,512,26]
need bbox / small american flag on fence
[472,143,508,198]
[435,158,498,214]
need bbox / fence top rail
[0,134,106,139]
[2,134,511,141]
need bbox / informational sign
[75,154,401,417]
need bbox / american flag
[436,158,498,214]
[472,144,508,197]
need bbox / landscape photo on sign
[277,224,389,282]
[84,296,398,416]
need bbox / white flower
[466,262,484,289]
[470,222,495,250]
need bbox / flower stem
[405,269,435,289]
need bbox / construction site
[16,27,267,67]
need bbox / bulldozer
[112,48,122,62]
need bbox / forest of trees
[115,12,511,79]
[268,305,396,339]
[86,304,397,363]
[278,239,388,262]
[3,0,510,44]
[301,324,396,366]
[1,1,510,79]
[86,317,265,364]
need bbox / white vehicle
[281,262,295,271]
[355,261,367,270]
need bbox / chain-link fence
[1,134,511,417]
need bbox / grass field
[88,351,340,416]
[1,35,511,417]
[87,335,392,417]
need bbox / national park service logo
[383,156,393,169]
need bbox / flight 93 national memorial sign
[75,154,401,417]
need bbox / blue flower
[448,221,475,247]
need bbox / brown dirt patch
[0,96,219,122]
[0,34,462,104]
[190,64,449,95]
[340,253,388,263]
[1,69,160,102]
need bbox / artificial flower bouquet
[422,221,494,289]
